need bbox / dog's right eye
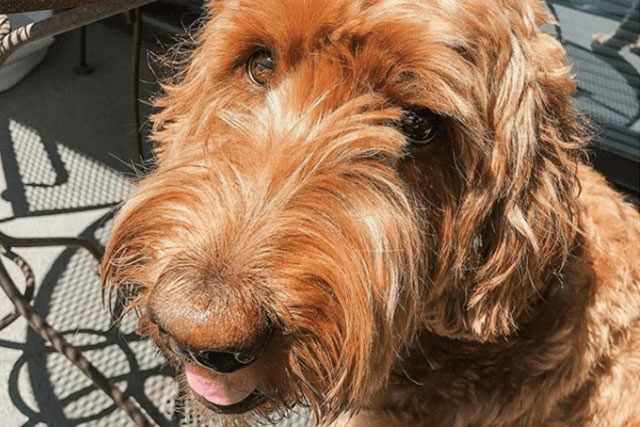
[399,107,442,145]
[247,50,275,86]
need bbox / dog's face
[103,0,585,424]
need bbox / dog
[101,0,640,425]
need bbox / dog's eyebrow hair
[229,44,273,70]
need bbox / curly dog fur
[102,0,640,425]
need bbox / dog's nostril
[233,350,257,365]
[192,350,250,373]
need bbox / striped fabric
[0,15,34,57]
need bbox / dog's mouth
[184,362,266,414]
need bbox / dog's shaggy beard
[102,94,426,425]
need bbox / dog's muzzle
[154,322,272,412]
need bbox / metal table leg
[0,231,154,426]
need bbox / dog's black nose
[157,321,273,373]
[191,349,254,373]
[191,324,273,372]
[148,266,276,371]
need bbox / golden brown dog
[102,0,640,425]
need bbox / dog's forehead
[205,0,543,74]
[206,0,468,83]
[202,0,494,112]
[211,0,447,47]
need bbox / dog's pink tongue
[185,363,255,406]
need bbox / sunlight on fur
[102,0,640,425]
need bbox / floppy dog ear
[420,1,587,342]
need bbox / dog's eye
[399,107,441,145]
[247,50,275,86]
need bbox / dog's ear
[420,0,587,342]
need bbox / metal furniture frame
[0,1,157,425]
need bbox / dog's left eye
[247,50,275,86]
[399,107,442,145]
